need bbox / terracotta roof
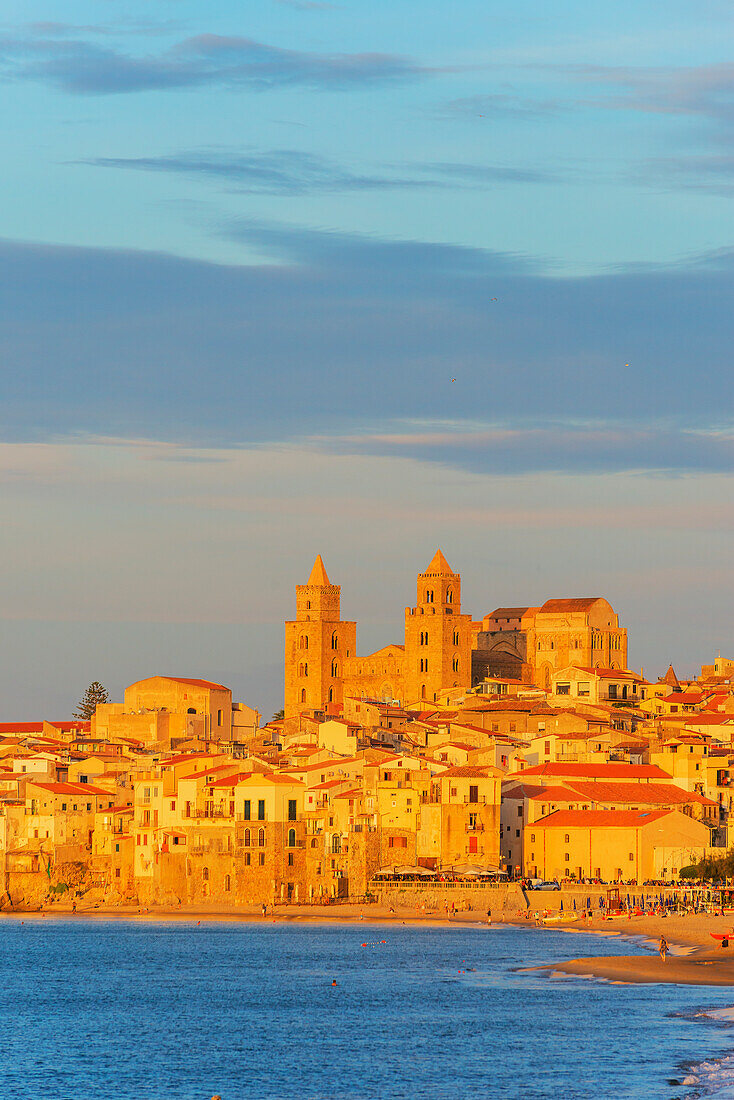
[526,785,582,802]
[565,781,715,807]
[660,665,681,688]
[161,677,229,692]
[572,667,640,680]
[512,762,672,780]
[486,608,531,619]
[30,782,110,796]
[539,598,603,613]
[437,765,497,778]
[533,809,670,828]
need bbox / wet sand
[525,911,734,986]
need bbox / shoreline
[7,902,734,986]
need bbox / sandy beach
[524,910,734,986]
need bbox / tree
[271,709,285,722]
[74,682,111,720]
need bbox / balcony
[465,822,484,833]
[463,796,486,805]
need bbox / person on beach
[659,936,669,961]
[486,909,492,926]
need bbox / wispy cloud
[0,32,428,94]
[307,421,734,475]
[569,62,734,127]
[80,148,560,193]
[0,226,731,477]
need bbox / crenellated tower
[403,550,473,704]
[284,556,356,718]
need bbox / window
[564,853,570,862]
[331,632,338,650]
[468,835,478,854]
[288,799,297,821]
[331,660,338,677]
[509,723,516,733]
[530,833,535,843]
[288,852,294,866]
[328,688,333,703]
[517,806,523,817]
[608,684,618,700]
[453,630,459,645]
[468,785,479,804]
[203,868,209,881]
[447,588,453,604]
[388,836,407,849]
[258,800,265,821]
[578,682,590,697]
[288,828,296,848]
[245,852,251,866]
[224,875,231,891]
[544,741,551,755]
[300,689,306,703]
[244,828,251,847]
[564,834,570,843]
[300,634,308,650]
[115,868,121,878]
[557,683,570,696]
[259,853,265,866]
[217,709,223,727]
[452,655,460,673]
[492,723,499,732]
[628,853,634,862]
[244,800,251,820]
[258,828,265,847]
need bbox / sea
[1,918,734,1099]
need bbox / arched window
[300,688,306,703]
[331,660,338,677]
[288,828,296,848]
[425,589,434,604]
[299,634,308,650]
[446,588,453,604]
[331,632,338,650]
[303,663,308,677]
[224,874,231,892]
[202,867,209,881]
[187,707,196,715]
[258,828,265,847]
[453,630,459,645]
[452,654,460,673]
[244,828,251,847]
[421,684,427,699]
[328,687,333,703]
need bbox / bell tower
[404,550,472,704]
[284,556,356,719]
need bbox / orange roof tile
[534,809,671,828]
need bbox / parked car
[529,879,561,891]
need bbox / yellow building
[403,550,473,705]
[94,676,233,746]
[525,808,709,882]
[284,556,357,719]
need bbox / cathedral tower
[404,550,473,704]
[284,556,356,719]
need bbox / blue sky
[1,0,732,717]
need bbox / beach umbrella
[626,893,631,910]
[599,897,604,909]
[586,896,591,909]
[560,899,564,912]
[573,898,577,911]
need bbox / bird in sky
[451,378,456,383]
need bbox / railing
[465,822,484,833]
[464,797,486,805]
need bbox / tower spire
[308,555,331,586]
[424,549,453,575]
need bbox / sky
[1,0,733,718]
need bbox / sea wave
[682,1052,734,1097]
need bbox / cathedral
[284,551,628,717]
